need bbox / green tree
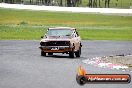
[88,0,93,7]
[105,0,111,8]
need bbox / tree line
[88,0,111,8]
[1,0,111,8]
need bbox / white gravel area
[103,55,132,69]
[83,55,132,71]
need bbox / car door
[74,29,81,51]
[72,29,80,51]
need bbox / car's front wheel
[75,47,81,57]
[69,49,74,58]
[41,51,46,56]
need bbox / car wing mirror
[41,36,44,38]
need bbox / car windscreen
[47,29,72,36]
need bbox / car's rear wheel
[41,51,46,56]
[75,47,81,57]
[48,52,53,55]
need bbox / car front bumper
[39,46,73,53]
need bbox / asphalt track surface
[0,40,132,88]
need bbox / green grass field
[0,8,132,40]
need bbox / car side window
[76,31,79,37]
[73,30,77,37]
[75,29,79,37]
[74,33,77,37]
[72,29,78,38]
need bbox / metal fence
[0,0,132,8]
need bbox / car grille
[40,41,70,46]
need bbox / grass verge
[0,8,132,40]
